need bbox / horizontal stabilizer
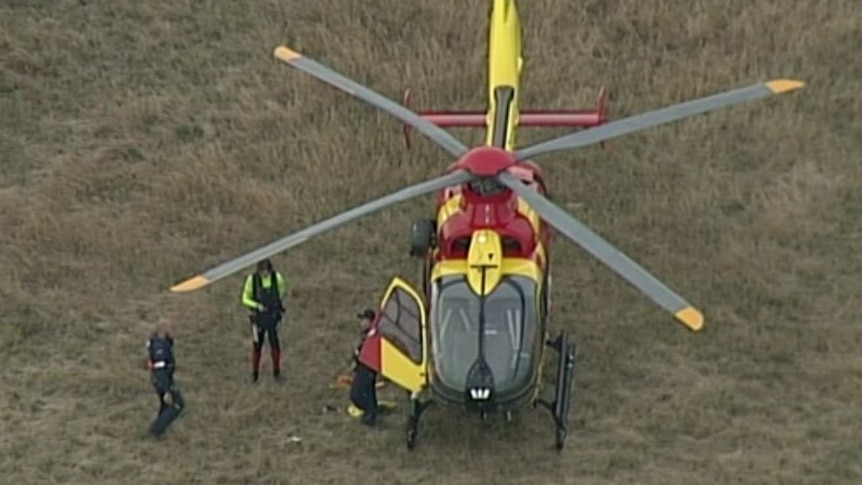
[401,88,609,150]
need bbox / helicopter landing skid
[405,395,433,450]
[537,331,576,450]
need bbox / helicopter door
[357,276,428,394]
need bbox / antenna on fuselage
[465,261,497,411]
[469,262,493,355]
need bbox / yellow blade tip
[675,306,704,331]
[766,79,805,94]
[274,46,301,61]
[170,276,209,293]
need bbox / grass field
[2,0,861,484]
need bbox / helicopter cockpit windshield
[430,274,539,397]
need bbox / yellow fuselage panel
[432,257,542,285]
[466,229,503,295]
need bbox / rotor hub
[454,146,516,177]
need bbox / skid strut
[406,395,432,450]
[537,331,577,450]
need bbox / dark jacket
[147,333,176,391]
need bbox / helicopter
[169,0,803,451]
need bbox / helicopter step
[536,331,576,450]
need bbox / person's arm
[277,272,286,300]
[167,338,176,370]
[351,341,362,370]
[351,331,369,368]
[143,338,152,370]
[241,276,259,310]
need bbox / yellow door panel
[358,276,429,394]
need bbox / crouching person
[146,318,185,437]
[348,310,379,426]
[347,309,396,426]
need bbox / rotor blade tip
[675,306,704,331]
[170,276,210,293]
[274,46,301,62]
[766,79,805,94]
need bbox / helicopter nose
[464,357,495,407]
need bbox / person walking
[145,318,185,437]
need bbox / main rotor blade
[273,46,470,158]
[171,169,475,293]
[496,171,703,331]
[514,79,804,160]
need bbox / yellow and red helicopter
[170,0,803,450]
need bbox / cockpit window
[430,275,538,392]
[378,287,423,364]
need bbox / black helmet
[356,309,376,320]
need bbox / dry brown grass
[2,0,861,483]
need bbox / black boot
[150,405,179,437]
[361,413,377,427]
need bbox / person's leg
[150,378,177,436]
[268,324,281,378]
[355,367,377,426]
[349,369,367,412]
[252,323,264,382]
[170,387,185,414]
[150,390,166,436]
[151,388,183,436]
[364,370,379,423]
[156,389,168,417]
[368,372,379,416]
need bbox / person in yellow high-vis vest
[241,259,286,382]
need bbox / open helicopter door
[357,277,428,394]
